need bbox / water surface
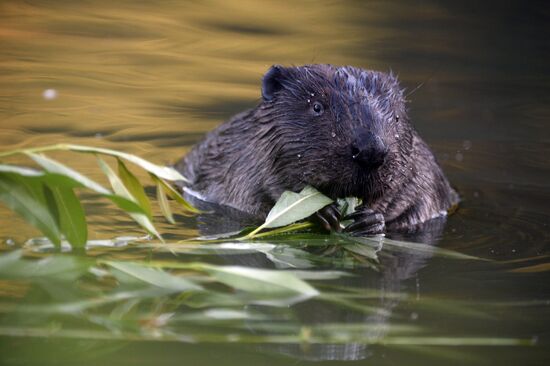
[0,1,549,365]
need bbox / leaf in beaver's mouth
[246,186,333,238]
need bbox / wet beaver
[175,64,459,235]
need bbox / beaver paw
[343,207,385,236]
[314,203,342,232]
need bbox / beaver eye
[311,101,324,116]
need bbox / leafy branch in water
[0,144,482,262]
[0,144,199,249]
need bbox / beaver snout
[351,128,388,170]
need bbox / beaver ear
[262,65,286,101]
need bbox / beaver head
[258,64,413,201]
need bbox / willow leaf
[246,186,332,238]
[156,179,175,224]
[0,174,61,246]
[152,175,200,214]
[48,185,87,249]
[26,154,147,215]
[117,159,152,218]
[63,144,187,182]
[28,153,110,194]
[97,157,162,241]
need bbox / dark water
[0,0,549,365]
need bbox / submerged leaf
[246,186,332,238]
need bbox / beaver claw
[314,203,342,232]
[343,206,385,236]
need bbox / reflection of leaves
[136,261,322,306]
[510,262,550,273]
[0,250,89,282]
[0,251,533,349]
[196,264,319,297]
[105,261,201,292]
[380,237,484,261]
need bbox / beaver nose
[351,130,387,169]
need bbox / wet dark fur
[175,64,459,232]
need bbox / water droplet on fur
[395,134,399,139]
[331,132,336,138]
[297,154,302,158]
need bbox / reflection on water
[0,0,549,365]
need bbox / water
[0,0,549,365]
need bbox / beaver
[175,64,459,235]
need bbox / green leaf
[152,175,200,214]
[27,154,148,215]
[1,144,188,181]
[156,178,175,224]
[97,157,162,241]
[63,144,187,182]
[0,174,61,246]
[48,184,88,249]
[27,153,110,194]
[246,186,332,238]
[0,164,43,177]
[117,159,152,218]
[337,196,361,217]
